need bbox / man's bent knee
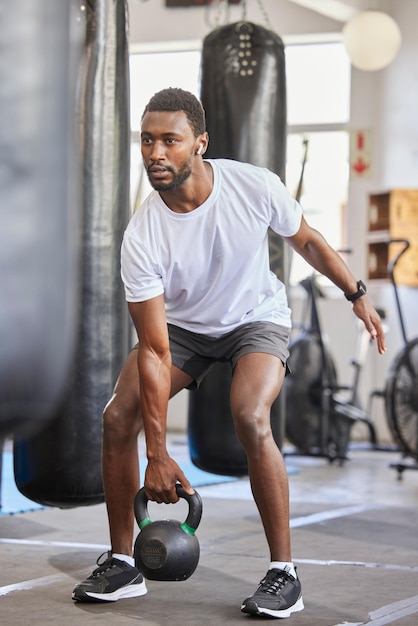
[233,409,272,452]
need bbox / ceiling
[286,0,381,23]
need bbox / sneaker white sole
[79,580,148,602]
[241,595,304,618]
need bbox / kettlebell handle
[134,484,203,535]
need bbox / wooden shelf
[367,190,418,287]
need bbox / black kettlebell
[134,484,203,581]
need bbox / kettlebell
[133,484,203,581]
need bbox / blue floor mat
[0,451,238,516]
[1,451,297,516]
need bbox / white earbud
[196,144,203,155]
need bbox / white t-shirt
[121,159,303,337]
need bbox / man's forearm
[291,227,358,294]
[137,347,172,461]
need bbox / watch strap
[345,280,367,302]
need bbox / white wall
[127,0,418,442]
[380,0,418,186]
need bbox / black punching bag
[188,21,287,476]
[13,0,131,507]
[0,0,82,438]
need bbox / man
[73,88,386,618]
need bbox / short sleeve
[120,231,164,303]
[265,169,303,237]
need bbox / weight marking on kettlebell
[141,539,168,569]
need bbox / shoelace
[91,551,116,577]
[259,569,292,596]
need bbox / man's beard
[146,158,193,192]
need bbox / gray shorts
[133,321,291,390]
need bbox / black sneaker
[72,552,147,603]
[241,567,304,618]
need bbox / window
[286,131,350,284]
[286,42,350,126]
[285,41,351,285]
[129,49,201,133]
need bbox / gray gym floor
[1,435,418,626]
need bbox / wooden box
[367,189,418,287]
[368,193,390,231]
[367,240,418,286]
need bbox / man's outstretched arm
[284,216,386,355]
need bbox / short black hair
[142,88,206,138]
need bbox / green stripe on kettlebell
[180,521,196,535]
[139,517,152,530]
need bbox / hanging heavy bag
[13,0,131,508]
[188,19,287,475]
[0,0,82,438]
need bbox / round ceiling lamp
[342,10,402,71]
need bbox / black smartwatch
[345,280,367,302]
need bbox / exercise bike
[379,240,418,478]
[284,265,377,464]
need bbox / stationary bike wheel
[285,331,338,453]
[385,337,418,461]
